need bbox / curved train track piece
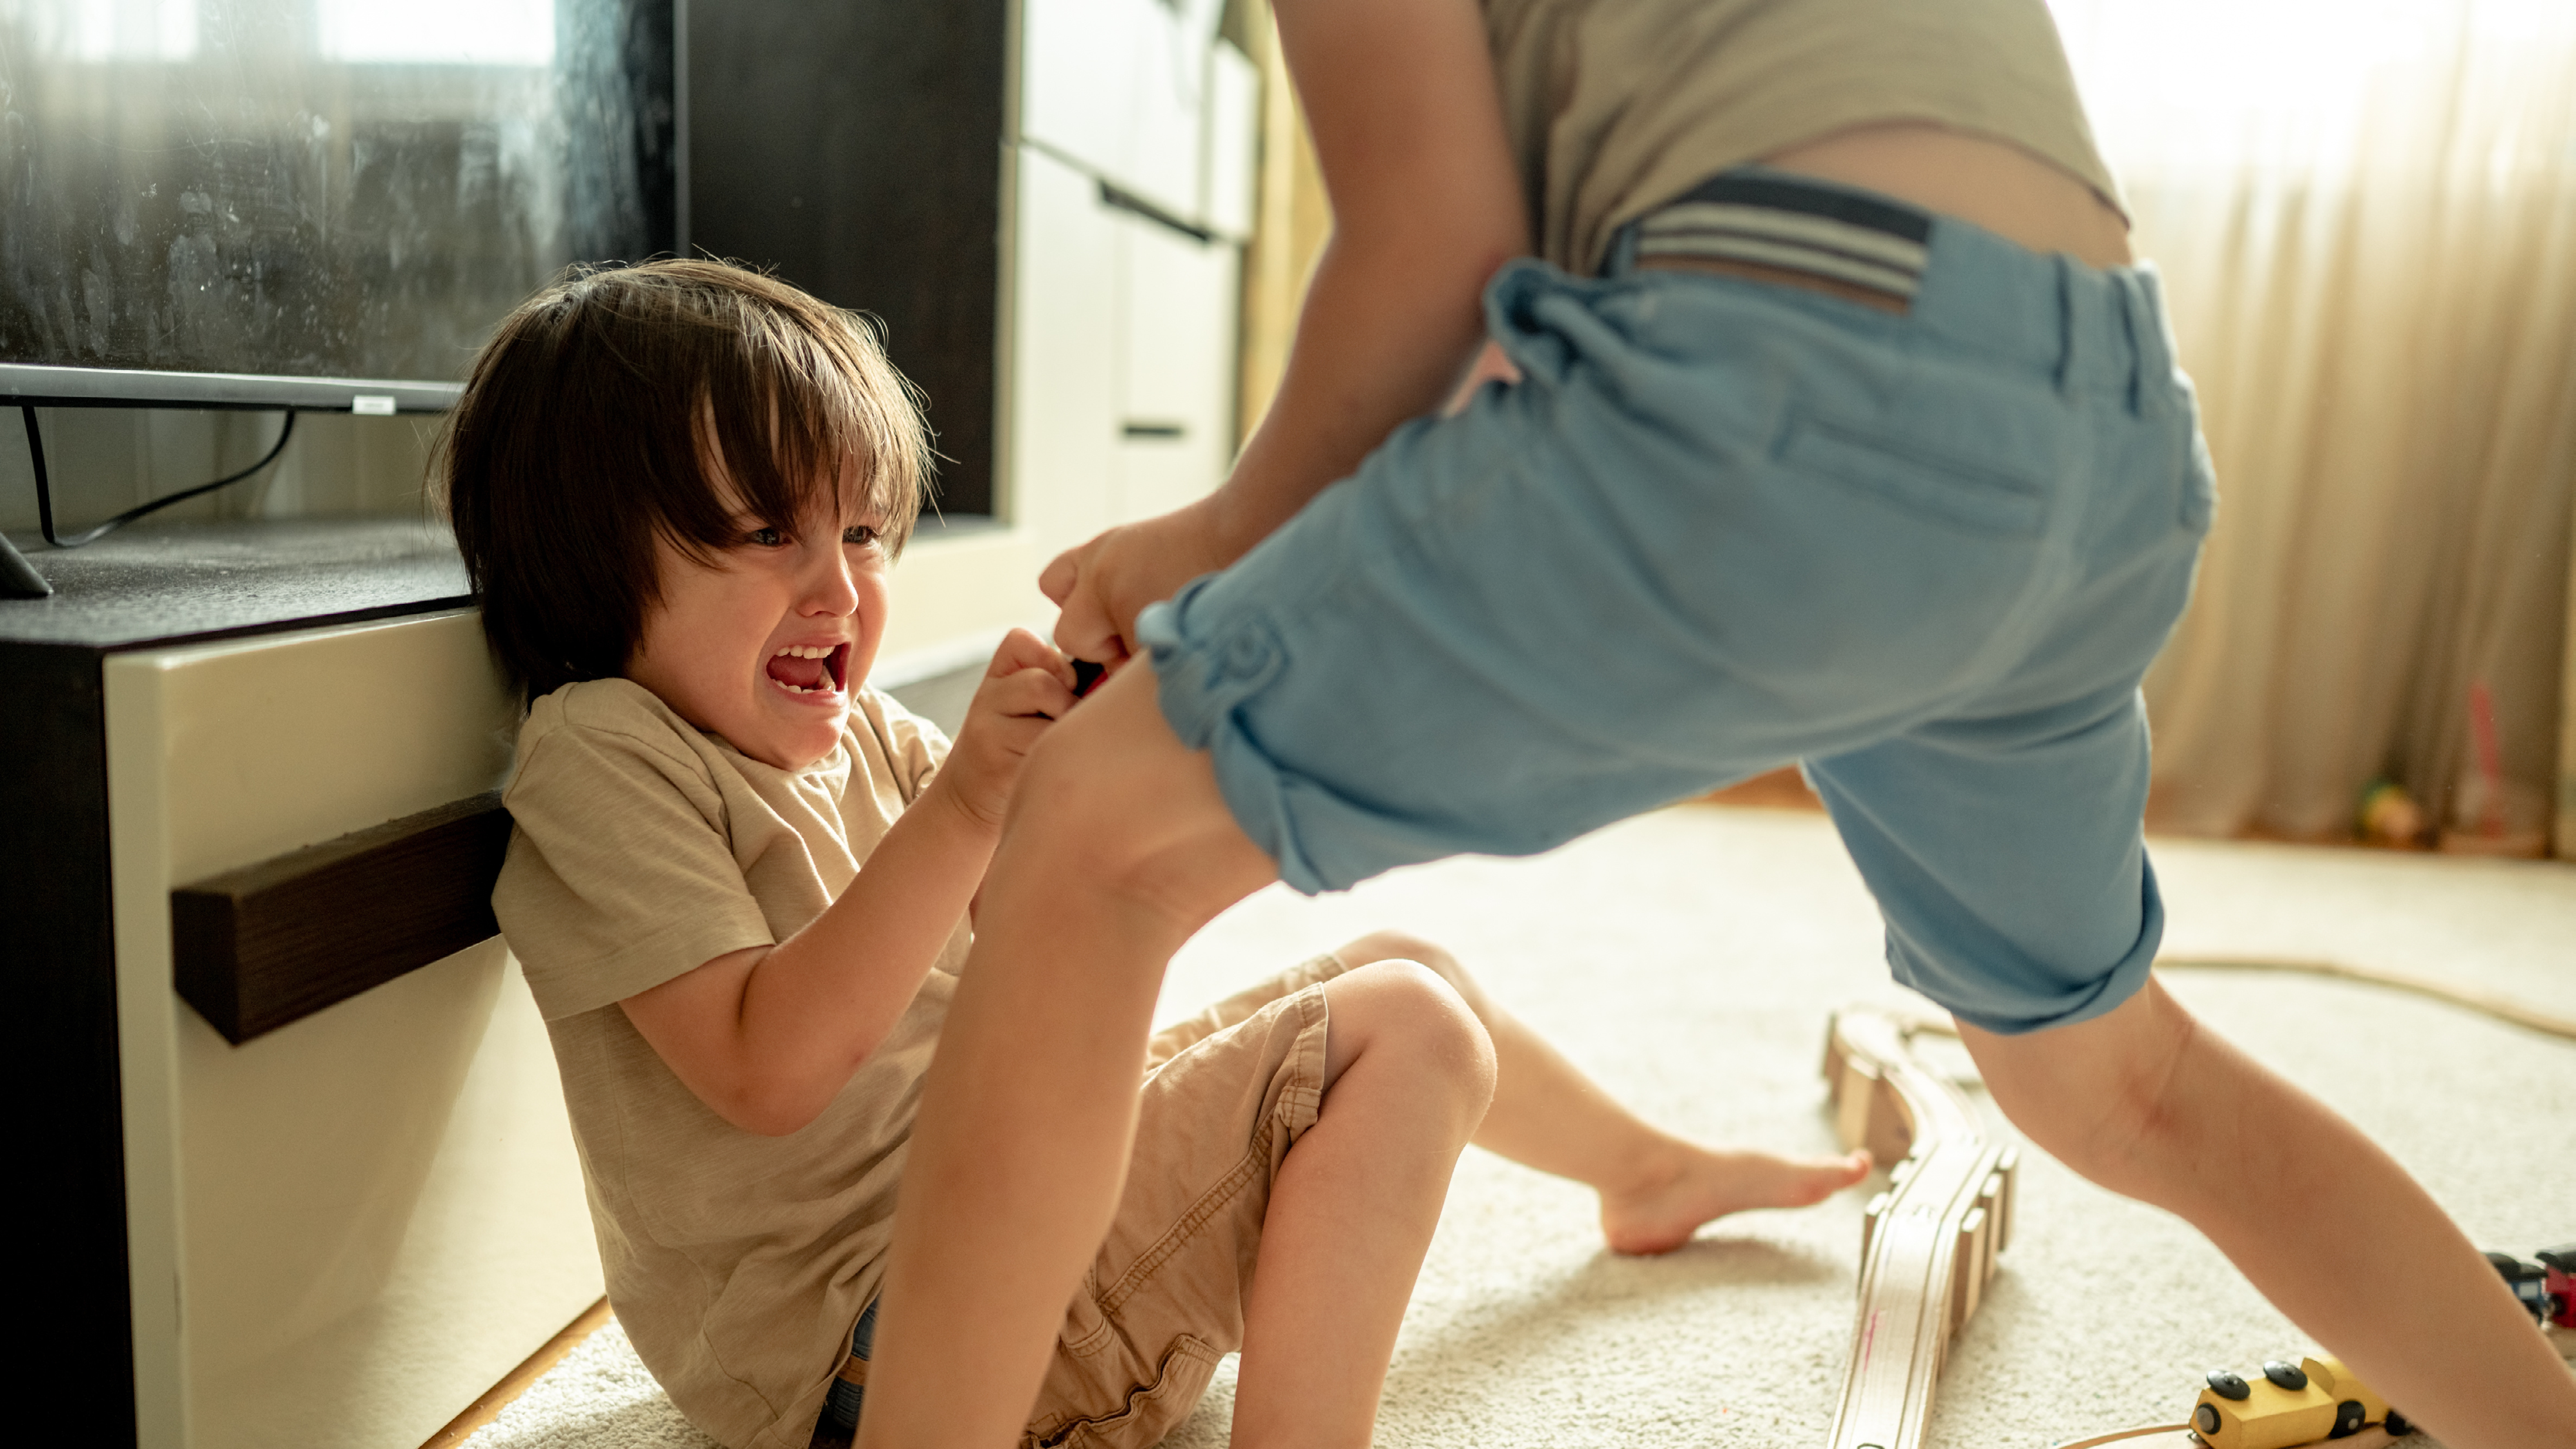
[1820,1007,2017,1449]
[1817,958,2567,1449]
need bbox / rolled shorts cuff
[1893,860,2166,1036]
[1138,585,1333,896]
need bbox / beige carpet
[463,805,2576,1449]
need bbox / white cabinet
[1203,38,1261,241]
[1007,143,1244,537]
[104,610,601,1449]
[1002,10,1257,549]
[1116,211,1239,522]
[1020,0,1228,221]
[1005,146,1122,543]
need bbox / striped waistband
[821,1298,880,1433]
[1603,168,2176,405]
[1628,171,1935,303]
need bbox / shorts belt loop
[2052,255,2082,398]
[2112,271,2148,416]
[2118,269,2171,416]
[1602,220,1641,279]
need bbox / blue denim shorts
[1139,171,2214,1035]
[820,1298,877,1432]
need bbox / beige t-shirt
[1484,0,2125,275]
[494,677,965,1449]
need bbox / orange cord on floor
[2048,1424,2191,1448]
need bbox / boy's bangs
[675,299,927,560]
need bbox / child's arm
[1043,0,1527,663]
[618,629,1075,1137]
[1961,978,2576,1449]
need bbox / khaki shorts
[1019,952,1352,1449]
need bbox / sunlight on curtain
[2049,0,2576,853]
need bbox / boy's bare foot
[1599,1140,1872,1255]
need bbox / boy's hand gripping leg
[1961,978,2576,1449]
[855,664,1278,1449]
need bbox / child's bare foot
[1598,1140,1872,1255]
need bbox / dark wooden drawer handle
[172,791,511,1044]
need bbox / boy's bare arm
[620,631,1075,1136]
[1961,978,2576,1449]
[1044,0,1526,662]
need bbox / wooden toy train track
[1820,1007,2016,1449]
[1818,962,2573,1449]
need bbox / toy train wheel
[2193,1404,2221,1436]
[2385,1409,2411,1436]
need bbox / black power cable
[23,404,299,549]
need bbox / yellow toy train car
[2190,1356,2409,1448]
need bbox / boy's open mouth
[764,642,848,697]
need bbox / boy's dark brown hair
[438,258,931,699]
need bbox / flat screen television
[0,0,677,414]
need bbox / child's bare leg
[1964,977,2576,1449]
[1231,961,1496,1448]
[1332,931,1869,1254]
[856,667,1277,1449]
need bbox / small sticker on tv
[352,395,396,415]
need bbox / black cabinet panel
[0,639,132,1445]
[690,0,1009,517]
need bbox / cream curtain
[2049,0,2576,853]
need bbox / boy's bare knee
[1009,713,1139,850]
[1001,672,1272,930]
[1338,930,1451,976]
[1335,930,1484,1005]
[1337,929,1437,966]
[1962,982,2198,1202]
[1005,730,1146,886]
[1326,962,1498,1121]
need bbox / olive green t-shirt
[1483,0,2125,274]
[494,677,964,1449]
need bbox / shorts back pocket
[1780,414,2046,537]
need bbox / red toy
[2484,1244,2576,1332]
[2539,1244,2575,1330]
